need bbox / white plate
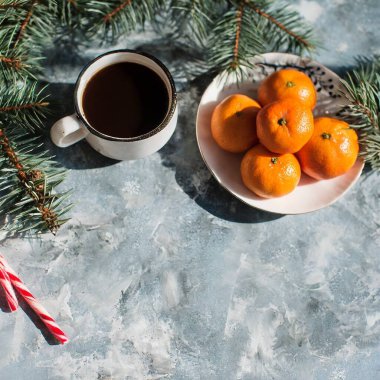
[196,53,364,214]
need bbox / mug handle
[50,114,89,148]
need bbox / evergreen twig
[209,2,264,79]
[80,0,164,41]
[0,55,23,69]
[13,0,39,47]
[0,0,70,235]
[168,0,218,45]
[207,0,316,78]
[0,3,22,9]
[340,58,380,169]
[0,124,70,235]
[241,0,315,50]
[103,0,133,23]
[0,27,36,80]
[9,0,57,49]
[0,81,50,133]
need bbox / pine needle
[0,0,70,235]
[340,58,380,169]
[80,0,165,42]
[207,0,316,80]
[0,81,50,133]
[0,123,70,235]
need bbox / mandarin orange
[297,117,359,179]
[240,144,301,198]
[211,94,261,153]
[258,69,317,109]
[256,98,314,154]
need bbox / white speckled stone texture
[1,1,380,379]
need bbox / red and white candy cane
[0,265,18,312]
[0,255,68,344]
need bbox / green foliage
[1,0,57,64]
[209,3,265,80]
[340,58,380,169]
[0,0,69,235]
[209,0,317,77]
[60,0,316,76]
[169,0,317,77]
[0,124,71,235]
[66,0,165,41]
[245,0,316,53]
[168,0,220,45]
[0,81,49,132]
[352,56,380,85]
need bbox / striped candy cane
[0,265,18,312]
[0,255,68,344]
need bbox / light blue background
[0,1,379,379]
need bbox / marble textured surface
[1,1,380,379]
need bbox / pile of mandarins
[211,69,359,198]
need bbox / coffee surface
[82,62,169,138]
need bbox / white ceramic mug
[50,50,178,160]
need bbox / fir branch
[209,3,265,78]
[231,2,244,70]
[168,0,218,45]
[58,0,81,26]
[82,0,164,41]
[0,100,49,112]
[13,0,39,47]
[0,4,20,9]
[352,56,380,86]
[241,0,313,51]
[242,0,316,54]
[0,55,23,70]
[0,52,36,82]
[340,65,380,169]
[0,125,70,234]
[0,0,70,235]
[3,0,57,53]
[0,25,35,80]
[0,81,49,132]
[0,1,23,9]
[207,0,315,78]
[103,0,132,23]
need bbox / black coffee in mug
[82,62,169,138]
